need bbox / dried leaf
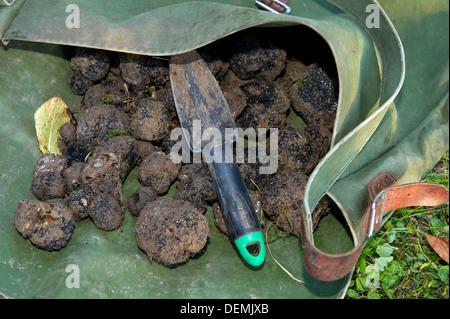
[34,96,71,155]
[425,234,449,263]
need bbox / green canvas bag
[0,0,448,298]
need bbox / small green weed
[124,100,136,116]
[102,90,116,105]
[108,129,134,139]
[347,150,449,299]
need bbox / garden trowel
[170,50,265,267]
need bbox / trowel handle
[208,161,265,267]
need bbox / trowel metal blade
[169,50,237,153]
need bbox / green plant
[124,100,136,116]
[108,129,133,139]
[102,90,116,105]
[347,150,449,299]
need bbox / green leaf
[386,260,403,275]
[376,243,396,257]
[386,232,396,243]
[385,288,395,299]
[375,256,393,271]
[417,253,427,261]
[381,261,403,289]
[357,259,367,274]
[382,273,399,288]
[428,214,447,230]
[437,266,449,283]
[365,264,381,289]
[356,277,367,291]
[396,221,406,229]
[346,288,357,298]
[34,96,71,155]
[367,291,381,299]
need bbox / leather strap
[301,172,449,281]
[257,0,290,14]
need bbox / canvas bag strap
[300,172,449,282]
[255,0,291,14]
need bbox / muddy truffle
[33,154,67,176]
[68,73,93,95]
[76,104,130,151]
[57,137,68,155]
[153,85,177,120]
[81,149,124,210]
[274,125,321,175]
[261,171,306,237]
[71,48,111,82]
[135,140,159,165]
[31,172,65,201]
[173,163,217,213]
[261,171,331,238]
[79,142,127,231]
[275,59,308,96]
[63,161,85,192]
[67,187,93,221]
[127,186,158,217]
[119,53,169,89]
[304,124,333,158]
[138,152,180,195]
[238,160,272,192]
[230,35,286,81]
[160,133,184,155]
[82,78,128,110]
[290,65,338,129]
[90,135,138,182]
[64,141,90,166]
[135,199,210,265]
[89,193,123,231]
[130,99,171,142]
[14,199,74,251]
[198,47,229,81]
[58,123,77,144]
[237,81,290,129]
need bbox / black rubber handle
[208,161,261,240]
[208,160,265,266]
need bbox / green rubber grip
[234,231,266,267]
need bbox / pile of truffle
[14,29,338,266]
